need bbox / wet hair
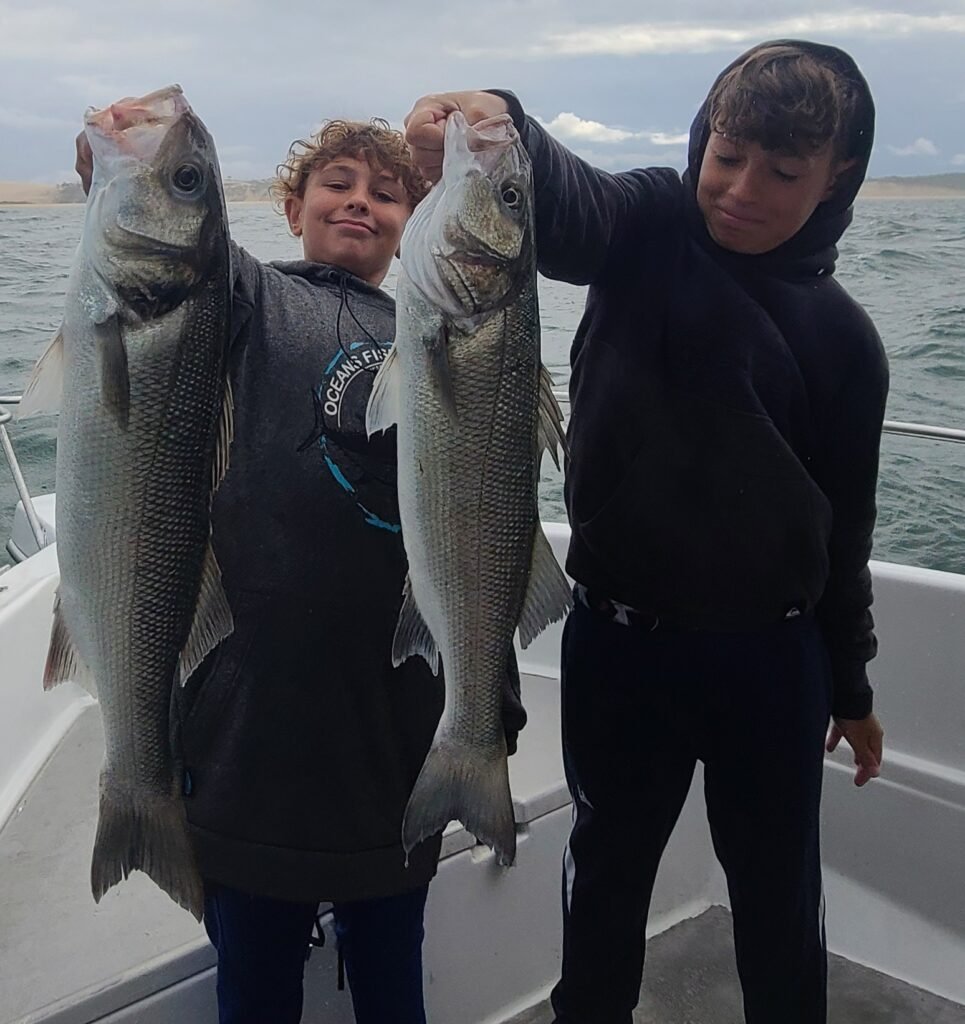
[271,118,430,211]
[708,44,860,160]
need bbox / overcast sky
[2,0,964,183]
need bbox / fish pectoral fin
[392,575,440,675]
[95,317,131,430]
[366,344,402,435]
[537,364,567,470]
[17,326,66,419]
[211,377,235,493]
[179,542,234,686]
[517,525,573,649]
[425,323,459,425]
[44,589,97,697]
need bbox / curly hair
[270,118,430,211]
[708,44,860,160]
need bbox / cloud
[888,138,940,157]
[455,10,965,58]
[952,154,965,166]
[538,113,690,147]
[538,113,637,143]
[0,3,197,62]
[0,106,74,130]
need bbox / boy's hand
[404,92,510,184]
[75,131,93,195]
[826,713,884,787]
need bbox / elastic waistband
[575,584,671,631]
[574,584,807,632]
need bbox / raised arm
[404,91,681,286]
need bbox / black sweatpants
[550,598,832,1024]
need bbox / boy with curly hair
[404,39,886,1023]
[76,114,524,1024]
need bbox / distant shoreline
[2,179,964,207]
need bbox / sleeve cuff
[484,90,527,136]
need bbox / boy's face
[285,156,412,285]
[696,131,854,255]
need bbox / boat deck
[508,906,965,1023]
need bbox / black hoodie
[491,41,887,719]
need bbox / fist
[404,91,510,184]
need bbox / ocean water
[1,199,963,574]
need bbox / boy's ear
[285,194,303,237]
[822,157,858,201]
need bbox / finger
[870,727,884,766]
[74,132,93,195]
[825,724,842,753]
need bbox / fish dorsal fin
[517,525,572,649]
[211,377,234,492]
[95,317,131,430]
[179,542,234,686]
[17,327,66,419]
[537,364,567,470]
[392,574,440,675]
[43,589,97,697]
[366,344,402,435]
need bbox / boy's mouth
[715,205,763,227]
[330,219,376,234]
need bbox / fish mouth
[84,85,193,162]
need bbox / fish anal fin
[211,377,234,493]
[392,575,440,675]
[96,317,131,430]
[366,344,402,436]
[537,364,567,470]
[178,543,234,686]
[18,326,66,419]
[44,590,96,697]
[517,525,572,649]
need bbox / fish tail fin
[403,740,516,867]
[91,786,204,921]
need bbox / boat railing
[1,390,963,571]
[0,395,48,558]
[549,389,965,445]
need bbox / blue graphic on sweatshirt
[315,341,400,531]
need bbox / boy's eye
[375,191,399,203]
[323,180,349,190]
[774,169,800,182]
[715,154,739,166]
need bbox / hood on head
[684,40,876,265]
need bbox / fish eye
[501,185,522,209]
[172,163,203,194]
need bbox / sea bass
[366,112,570,866]
[19,86,233,918]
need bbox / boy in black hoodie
[404,40,887,1023]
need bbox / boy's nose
[345,191,370,212]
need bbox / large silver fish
[19,86,233,918]
[367,112,570,866]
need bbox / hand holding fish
[404,91,509,184]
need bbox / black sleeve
[486,90,682,286]
[815,325,890,719]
